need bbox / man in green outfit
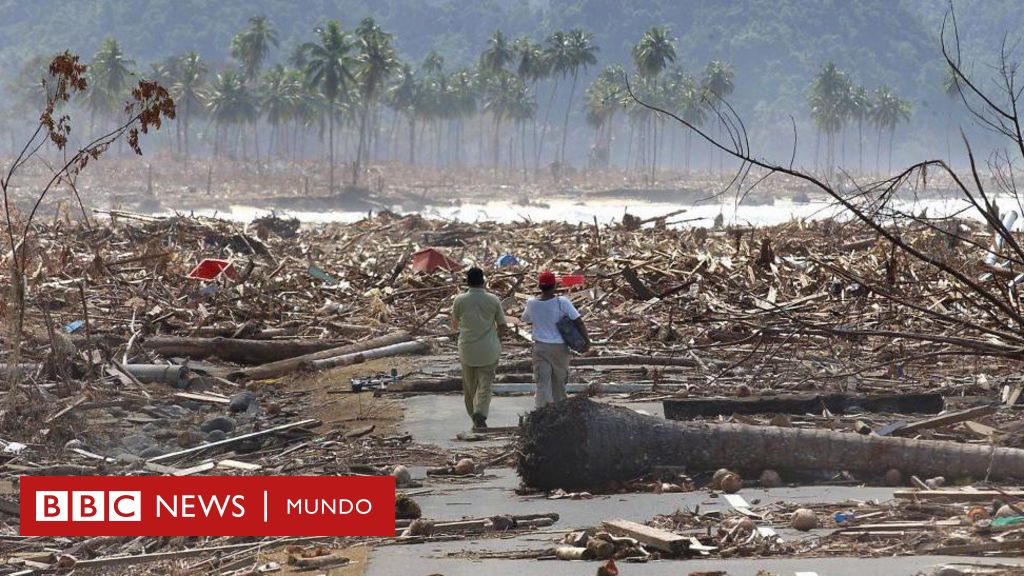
[451,267,507,428]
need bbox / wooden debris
[147,419,317,463]
[602,519,689,555]
[888,405,999,437]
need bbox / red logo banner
[20,476,396,536]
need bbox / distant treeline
[0,0,1015,182]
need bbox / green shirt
[452,288,507,367]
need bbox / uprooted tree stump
[517,397,1024,490]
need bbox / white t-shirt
[522,296,581,344]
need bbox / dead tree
[1,52,175,406]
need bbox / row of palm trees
[584,27,735,179]
[20,16,923,191]
[808,61,912,176]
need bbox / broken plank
[890,404,998,437]
[71,448,115,462]
[835,519,960,532]
[147,419,317,463]
[722,493,762,519]
[144,462,182,475]
[46,395,87,423]
[963,420,1001,437]
[217,459,261,472]
[602,519,689,555]
[174,392,231,404]
[172,462,216,476]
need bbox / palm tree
[514,36,551,171]
[353,17,399,185]
[87,37,135,135]
[507,79,537,177]
[702,60,735,100]
[262,64,303,157]
[515,37,548,82]
[555,28,598,166]
[169,52,207,163]
[632,26,675,180]
[701,60,734,172]
[808,61,850,175]
[388,63,422,164]
[205,70,257,158]
[483,70,529,168]
[537,30,569,168]
[585,65,624,168]
[632,27,676,79]
[447,68,478,166]
[480,30,515,74]
[302,20,356,193]
[871,85,912,174]
[675,72,705,173]
[231,15,279,82]
[422,51,445,76]
[847,83,871,174]
[147,57,180,152]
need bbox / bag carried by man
[556,298,587,352]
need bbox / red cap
[538,270,557,286]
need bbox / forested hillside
[0,0,1013,169]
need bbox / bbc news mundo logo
[21,476,395,536]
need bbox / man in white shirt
[521,270,590,407]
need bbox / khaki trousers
[533,342,570,407]
[461,362,496,419]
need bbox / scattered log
[517,397,1024,490]
[19,465,98,476]
[143,336,350,364]
[886,404,999,437]
[286,553,350,569]
[232,332,411,381]
[122,364,189,388]
[307,340,429,371]
[662,392,944,419]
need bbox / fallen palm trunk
[1,363,188,386]
[143,336,350,364]
[231,332,411,381]
[663,392,944,419]
[518,397,1024,490]
[307,340,429,371]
